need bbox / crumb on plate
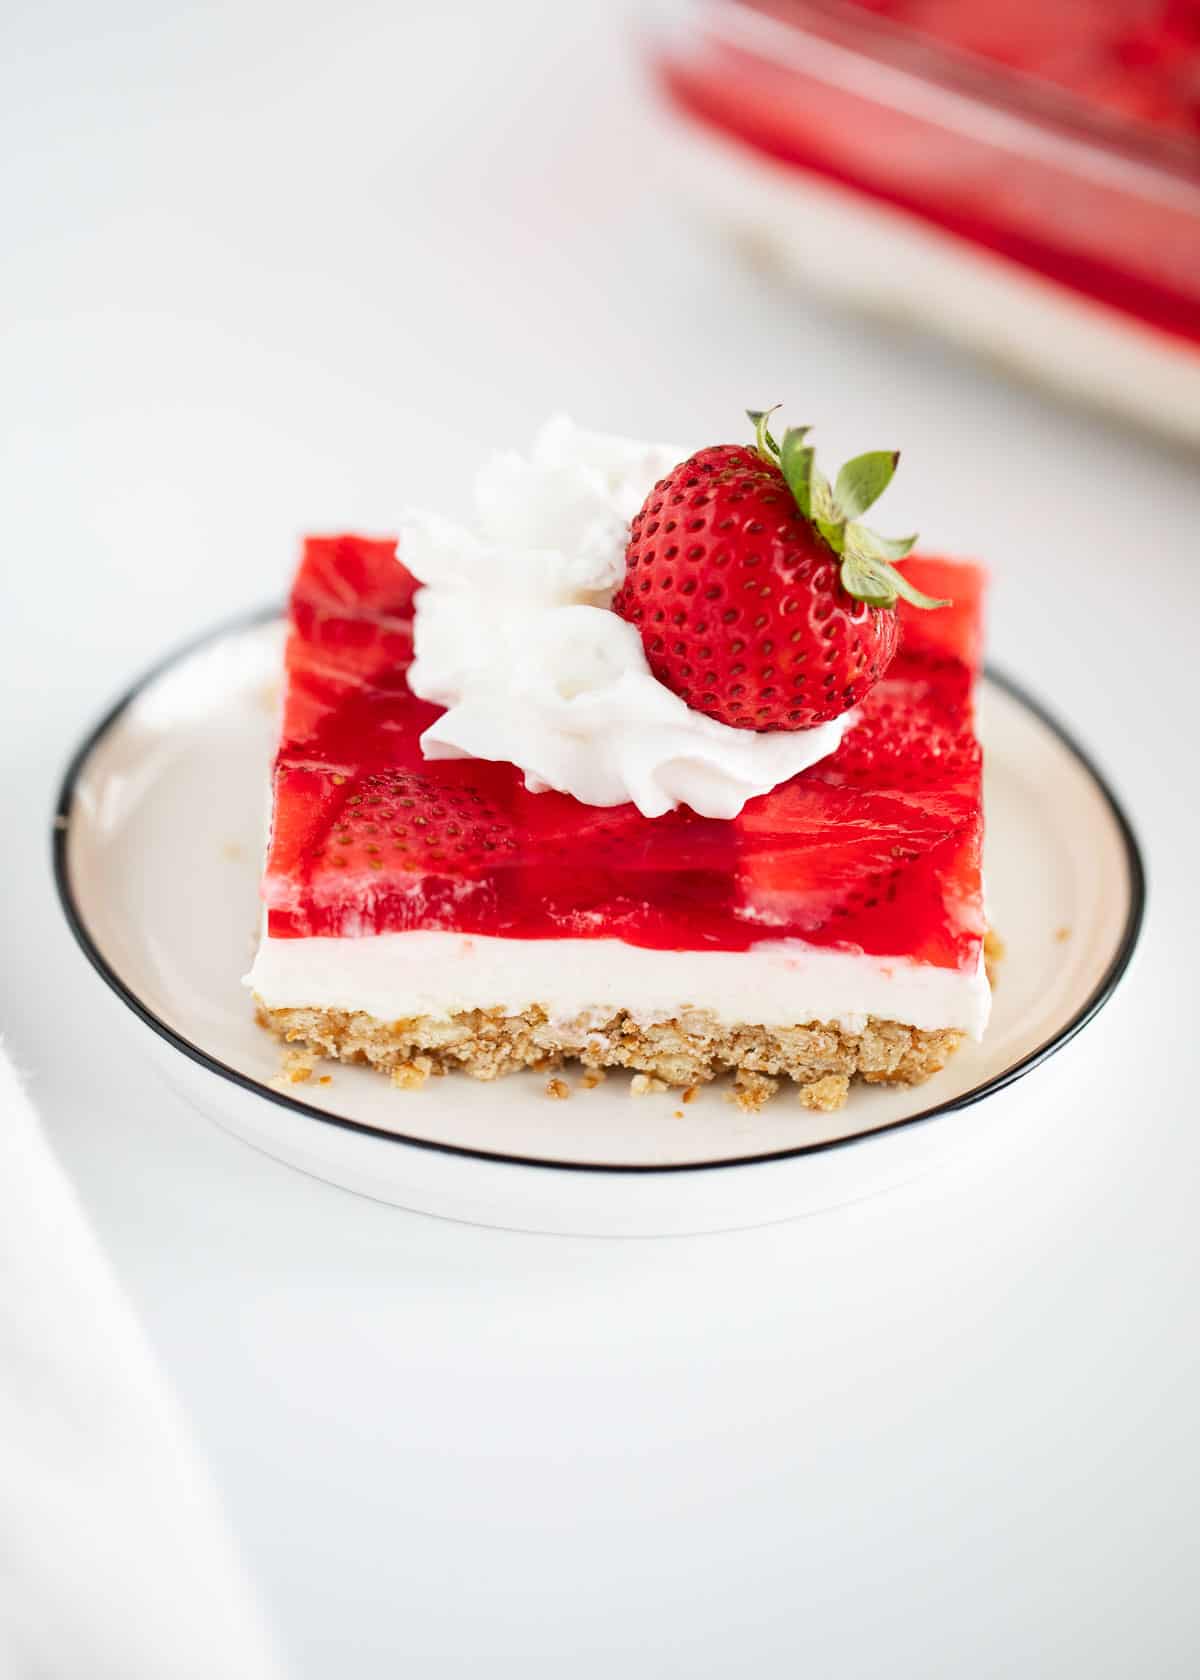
[798,1073,851,1113]
[390,1055,433,1091]
[729,1071,778,1113]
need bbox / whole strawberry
[612,408,947,731]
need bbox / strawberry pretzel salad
[246,409,991,1111]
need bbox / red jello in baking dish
[650,1,1200,440]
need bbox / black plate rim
[52,605,1147,1178]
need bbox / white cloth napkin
[0,1043,285,1680]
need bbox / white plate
[55,611,1144,1235]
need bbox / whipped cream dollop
[400,416,849,820]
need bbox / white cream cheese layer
[400,416,849,821]
[246,930,991,1039]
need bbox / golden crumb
[630,1073,669,1096]
[390,1055,433,1091]
[545,1077,570,1101]
[221,841,243,862]
[581,1070,607,1090]
[681,1084,699,1104]
[673,1109,684,1119]
[798,1073,851,1113]
[268,1045,319,1091]
[729,1071,778,1113]
[318,1075,332,1086]
[1055,926,1071,943]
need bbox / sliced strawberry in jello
[263,535,986,966]
[280,536,423,755]
[821,677,981,789]
[894,555,986,674]
[267,761,525,936]
[281,622,421,754]
[733,776,977,953]
[268,766,742,941]
[293,534,418,620]
[262,767,350,914]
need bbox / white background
[3,1,1199,1674]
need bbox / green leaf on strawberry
[779,427,814,519]
[835,451,898,519]
[747,407,948,613]
[747,406,782,462]
[852,527,918,563]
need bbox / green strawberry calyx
[747,407,949,612]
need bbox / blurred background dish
[648,0,1200,440]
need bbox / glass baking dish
[647,0,1200,438]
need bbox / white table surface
[3,2,1198,1674]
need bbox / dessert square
[248,535,988,1109]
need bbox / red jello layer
[261,537,987,975]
